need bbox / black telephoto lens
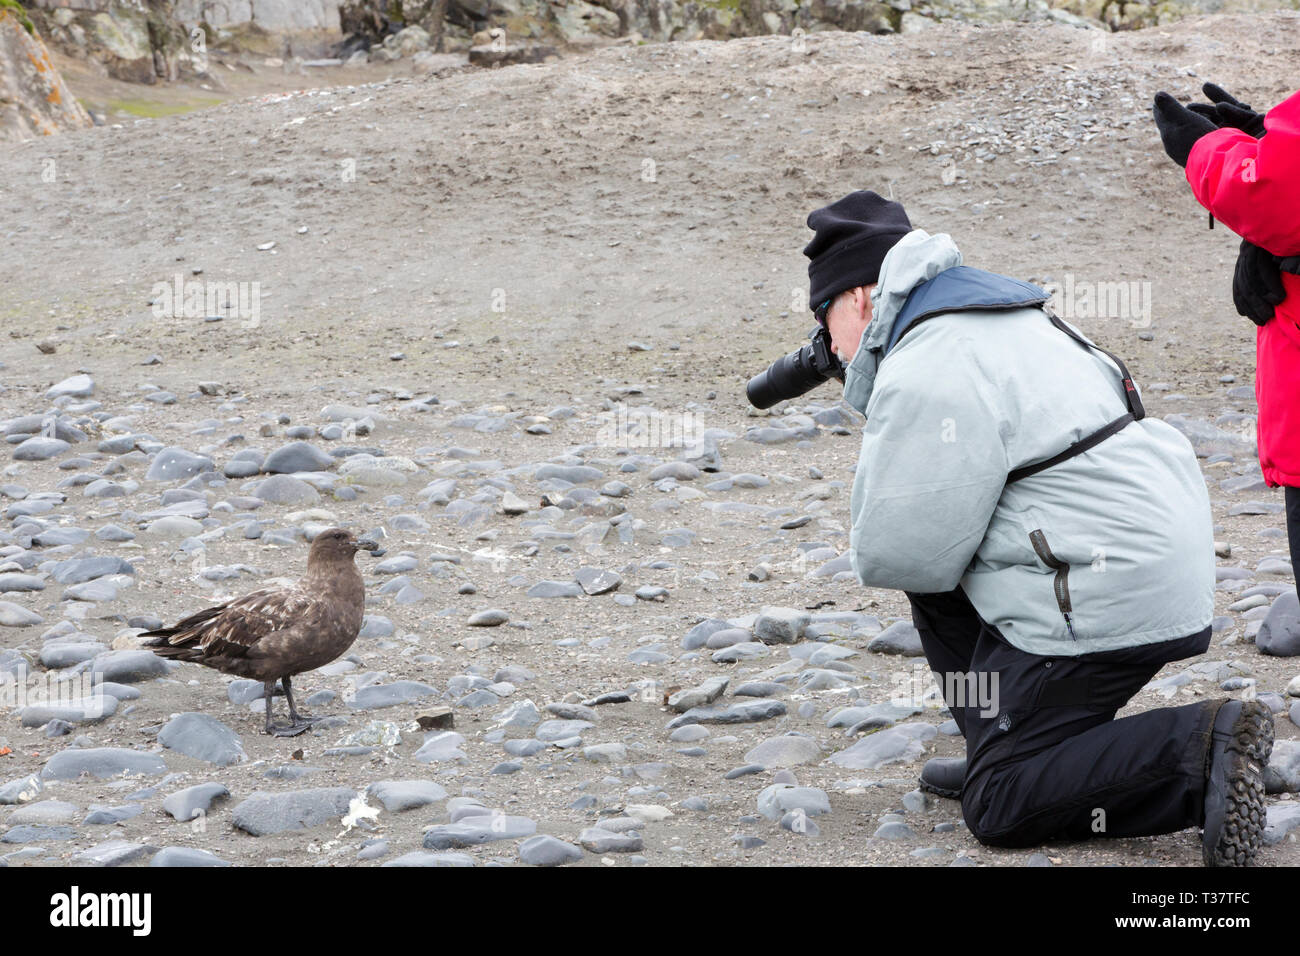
[746,327,844,410]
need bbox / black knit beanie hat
[803,190,912,310]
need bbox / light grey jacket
[843,229,1214,656]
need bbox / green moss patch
[108,97,222,118]
[0,0,37,36]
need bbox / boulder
[0,9,89,144]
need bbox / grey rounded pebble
[0,774,42,804]
[350,681,439,710]
[535,464,603,483]
[163,783,231,821]
[670,725,710,743]
[868,620,925,656]
[14,436,70,461]
[744,734,822,768]
[757,784,830,821]
[91,650,168,683]
[874,822,917,840]
[19,694,117,727]
[754,607,810,644]
[2,825,79,843]
[519,834,583,866]
[910,847,949,859]
[423,815,537,848]
[503,738,546,757]
[780,810,820,836]
[902,789,932,813]
[826,723,938,770]
[145,447,214,482]
[366,780,448,812]
[575,566,622,595]
[414,731,467,763]
[579,827,644,853]
[158,713,246,766]
[263,441,335,474]
[536,719,595,742]
[227,679,269,705]
[383,851,475,867]
[359,615,395,638]
[1258,592,1300,657]
[682,618,731,650]
[666,699,786,728]
[252,474,320,504]
[0,573,45,593]
[527,580,584,598]
[83,804,143,825]
[231,788,356,836]
[151,847,230,867]
[51,556,134,585]
[0,601,42,627]
[41,748,167,781]
[8,799,79,825]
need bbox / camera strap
[1005,308,1146,484]
[884,266,1148,485]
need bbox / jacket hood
[842,229,963,415]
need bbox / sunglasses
[813,297,833,330]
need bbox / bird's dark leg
[283,675,305,722]
[263,681,277,735]
[269,675,316,737]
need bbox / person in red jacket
[1153,84,1300,596]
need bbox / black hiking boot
[1202,699,1273,867]
[919,756,966,799]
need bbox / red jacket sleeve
[1185,89,1300,256]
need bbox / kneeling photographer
[752,190,1274,865]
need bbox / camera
[746,326,845,409]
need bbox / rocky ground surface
[0,15,1299,867]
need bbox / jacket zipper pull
[1063,612,1077,641]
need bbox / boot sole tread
[1204,701,1273,867]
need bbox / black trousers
[906,586,1217,848]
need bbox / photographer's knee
[960,772,1025,848]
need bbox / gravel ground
[0,14,1298,868]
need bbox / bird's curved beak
[356,538,384,556]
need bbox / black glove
[1190,83,1268,137]
[1153,92,1220,167]
[1233,239,1286,326]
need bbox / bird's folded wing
[164,586,318,658]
